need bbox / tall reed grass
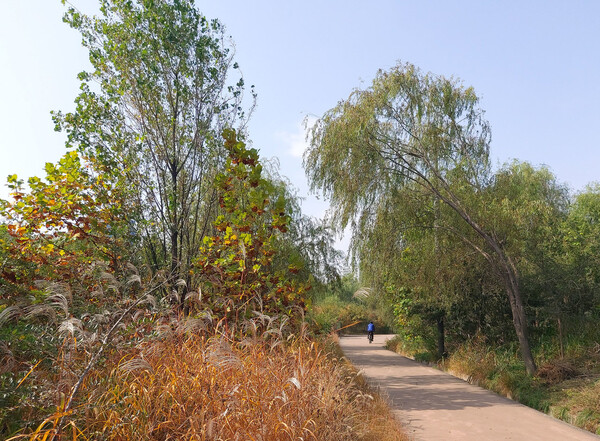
[12,317,406,440]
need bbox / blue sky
[1,1,599,243]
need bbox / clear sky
[1,1,599,236]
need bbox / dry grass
[546,347,600,434]
[14,322,407,440]
[441,337,496,386]
[549,378,600,434]
[2,275,407,440]
[537,359,579,384]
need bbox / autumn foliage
[0,151,129,298]
[20,323,406,441]
[193,129,310,326]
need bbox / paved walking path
[339,334,600,441]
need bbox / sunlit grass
[12,321,406,440]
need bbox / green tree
[246,163,343,292]
[484,162,569,336]
[561,184,600,315]
[368,162,569,359]
[357,187,487,358]
[305,62,539,374]
[193,130,310,327]
[54,0,254,302]
[278,208,343,290]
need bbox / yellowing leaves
[41,243,54,254]
[192,130,309,322]
[1,150,129,287]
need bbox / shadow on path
[339,334,600,441]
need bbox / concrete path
[340,334,600,441]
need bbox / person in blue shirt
[367,321,375,343]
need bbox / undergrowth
[0,266,406,439]
[6,315,407,440]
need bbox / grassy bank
[4,320,406,440]
[386,325,600,435]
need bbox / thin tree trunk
[436,315,446,360]
[171,227,179,304]
[431,189,537,375]
[503,266,537,375]
[558,316,564,359]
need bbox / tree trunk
[435,192,537,375]
[558,316,564,359]
[503,266,537,375]
[171,227,186,310]
[171,228,178,279]
[436,315,446,360]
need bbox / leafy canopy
[0,151,128,296]
[194,130,310,325]
[54,0,254,286]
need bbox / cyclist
[367,321,375,343]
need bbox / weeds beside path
[339,334,600,441]
[4,326,409,440]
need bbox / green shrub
[308,296,370,334]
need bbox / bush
[385,334,434,362]
[308,296,369,334]
[443,335,496,384]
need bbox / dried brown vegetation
[8,315,406,441]
[537,359,579,385]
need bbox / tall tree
[305,62,538,374]
[245,159,344,289]
[193,130,310,326]
[485,162,569,324]
[54,0,254,299]
[362,161,569,358]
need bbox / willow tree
[54,0,254,301]
[305,62,537,374]
[358,189,493,359]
